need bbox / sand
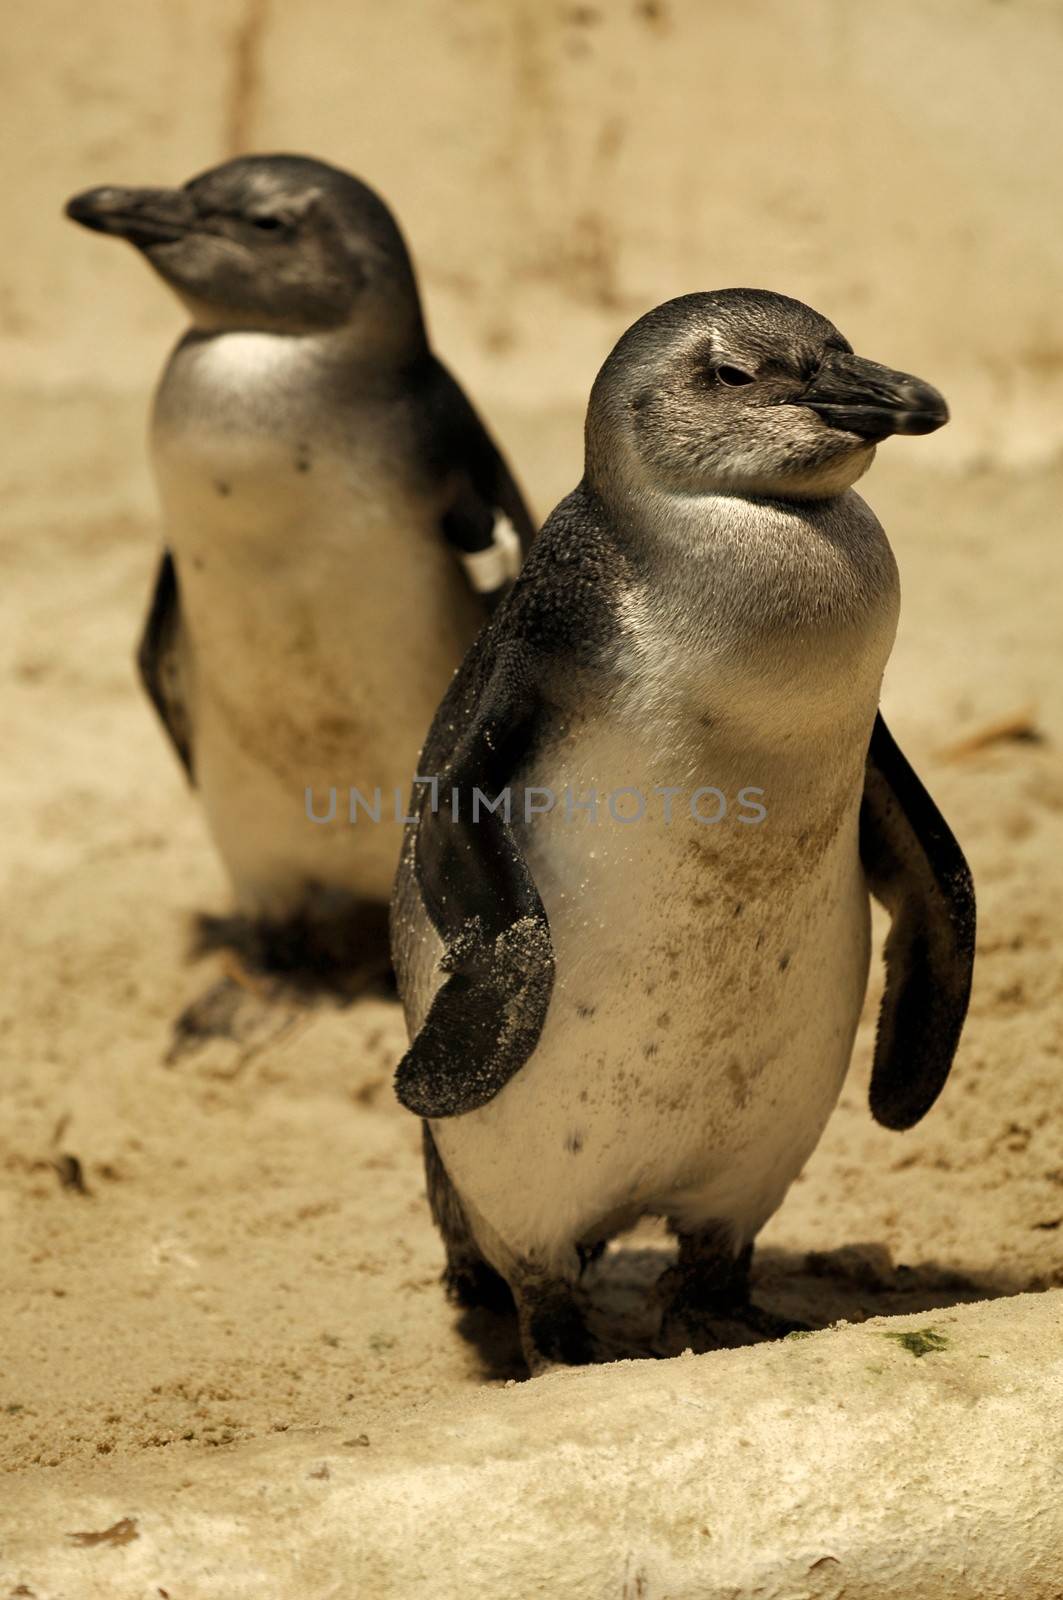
[1,390,1061,1496]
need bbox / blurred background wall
[4,0,1062,511]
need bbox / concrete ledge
[4,1292,1061,1599]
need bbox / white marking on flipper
[459,514,523,593]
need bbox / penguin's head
[586,290,948,502]
[65,155,426,348]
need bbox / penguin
[391,290,976,1375]
[65,154,534,983]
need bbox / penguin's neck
[604,484,900,762]
[168,320,422,393]
[152,325,431,449]
[620,481,898,633]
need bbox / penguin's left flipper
[860,712,976,1130]
[395,638,554,1118]
[137,551,194,782]
[428,361,537,614]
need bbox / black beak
[64,185,197,249]
[795,351,949,440]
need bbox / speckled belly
[430,742,872,1280]
[165,511,479,919]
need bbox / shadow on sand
[452,1239,1040,1381]
[164,907,397,1065]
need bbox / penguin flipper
[137,551,194,783]
[860,713,976,1130]
[441,476,527,615]
[395,637,554,1118]
[428,360,537,614]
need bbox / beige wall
[5,0,1062,468]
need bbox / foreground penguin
[392,290,976,1374]
[65,155,533,982]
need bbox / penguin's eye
[248,213,289,233]
[715,365,755,387]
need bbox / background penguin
[64,154,534,1021]
[391,290,976,1375]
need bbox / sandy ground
[1,389,1061,1492]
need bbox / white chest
[152,332,431,556]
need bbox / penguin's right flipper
[426,360,537,614]
[440,477,524,615]
[137,551,195,782]
[394,636,554,1118]
[860,713,976,1131]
